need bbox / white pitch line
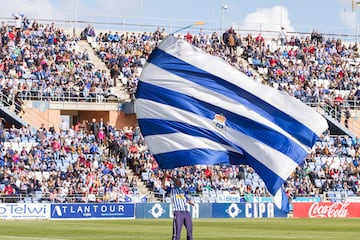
[2,236,66,240]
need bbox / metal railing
[0,190,355,204]
[0,192,142,204]
[0,91,56,129]
[16,90,125,103]
[304,99,360,137]
[0,13,357,42]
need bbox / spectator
[344,107,351,128]
[279,27,287,46]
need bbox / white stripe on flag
[144,133,238,154]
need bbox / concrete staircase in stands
[77,40,130,101]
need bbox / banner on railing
[136,203,171,219]
[0,202,287,220]
[245,196,273,203]
[212,203,287,218]
[0,203,50,219]
[216,194,244,203]
[293,202,360,218]
[292,197,321,202]
[50,203,135,219]
[135,202,287,219]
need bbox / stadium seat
[23,197,33,203]
[314,179,322,188]
[308,162,315,170]
[202,188,209,195]
[3,142,11,149]
[42,172,50,180]
[34,172,43,181]
[222,190,230,196]
[209,190,217,198]
[11,142,20,152]
[72,153,79,161]
[88,194,96,202]
[25,142,34,151]
[141,171,151,183]
[327,191,337,202]
[245,179,252,186]
[208,197,216,203]
[346,190,355,197]
[258,180,265,188]
[34,191,43,201]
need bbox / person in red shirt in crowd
[124,126,133,141]
[12,150,20,163]
[255,33,264,46]
[151,158,158,172]
[3,183,14,195]
[74,122,80,133]
[52,138,61,160]
[8,28,16,41]
[335,94,344,104]
[205,166,213,179]
[308,44,316,54]
[77,152,86,164]
[105,160,113,171]
[185,32,193,43]
[288,48,297,58]
[120,183,129,195]
[84,157,91,169]
[275,68,283,76]
[269,58,277,67]
[128,142,138,156]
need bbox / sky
[0,0,358,40]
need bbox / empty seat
[314,179,322,188]
[87,194,96,202]
[347,190,355,197]
[327,191,336,202]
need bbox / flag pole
[170,21,205,35]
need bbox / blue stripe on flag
[138,118,246,163]
[138,118,234,147]
[146,48,319,148]
[154,149,244,169]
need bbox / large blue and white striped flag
[135,36,328,212]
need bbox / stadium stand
[1,16,360,208]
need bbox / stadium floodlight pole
[221,4,228,41]
[73,0,77,36]
[352,0,360,46]
[170,21,206,35]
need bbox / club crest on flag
[213,114,226,130]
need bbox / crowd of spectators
[0,16,121,112]
[2,16,360,205]
[1,15,357,120]
[0,118,145,203]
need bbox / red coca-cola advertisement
[293,202,360,218]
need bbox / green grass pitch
[0,218,359,240]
